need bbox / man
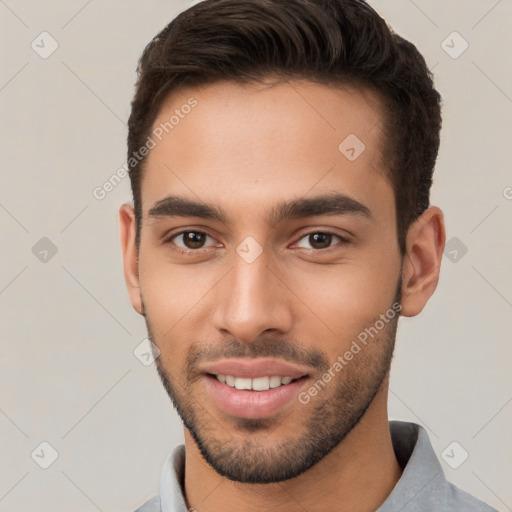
[119,0,498,510]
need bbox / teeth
[252,376,270,391]
[215,374,298,391]
[234,377,252,390]
[269,376,282,388]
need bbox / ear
[400,206,446,317]
[119,203,143,315]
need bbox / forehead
[140,79,393,224]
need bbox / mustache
[186,337,331,377]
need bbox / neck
[183,381,401,512]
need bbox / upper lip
[200,358,310,379]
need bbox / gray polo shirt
[134,420,498,511]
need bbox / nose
[212,252,293,344]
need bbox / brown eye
[171,231,212,250]
[310,233,331,249]
[295,232,345,250]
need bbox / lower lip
[203,375,308,419]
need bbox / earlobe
[119,203,144,315]
[400,206,446,317]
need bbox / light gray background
[1,0,511,511]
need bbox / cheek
[289,257,399,344]
[138,250,197,335]
[138,252,223,364]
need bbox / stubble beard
[146,285,401,483]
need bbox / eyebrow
[147,192,373,225]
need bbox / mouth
[199,359,311,419]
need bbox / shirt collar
[159,421,445,512]
[377,421,445,511]
[160,443,187,512]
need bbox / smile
[214,374,301,391]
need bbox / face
[130,80,404,483]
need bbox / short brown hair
[127,0,442,255]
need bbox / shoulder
[441,481,499,512]
[384,421,498,512]
[133,494,160,512]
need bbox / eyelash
[164,229,350,257]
